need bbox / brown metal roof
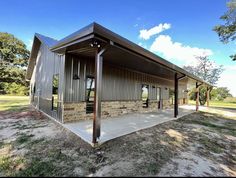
[28,22,212,86]
[50,22,212,86]
[26,33,58,80]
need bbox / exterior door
[51,74,62,121]
[157,87,161,109]
[86,76,95,113]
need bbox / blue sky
[1,0,236,95]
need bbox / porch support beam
[174,74,185,118]
[177,74,186,81]
[93,47,107,144]
[206,86,210,107]
[195,82,202,111]
[174,73,178,118]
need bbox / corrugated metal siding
[178,84,187,99]
[64,55,184,103]
[64,54,95,102]
[30,43,65,121]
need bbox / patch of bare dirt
[0,108,235,176]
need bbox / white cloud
[217,65,236,97]
[138,42,147,49]
[150,35,213,65]
[137,24,236,96]
[223,65,236,70]
[139,23,171,40]
[138,42,143,46]
[26,39,33,50]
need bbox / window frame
[141,84,149,108]
[85,75,95,114]
[52,74,59,111]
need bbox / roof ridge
[35,33,58,47]
[35,33,58,42]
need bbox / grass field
[1,95,236,112]
[0,106,235,176]
[0,96,236,176]
[0,95,29,112]
[189,99,236,109]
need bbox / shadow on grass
[210,106,236,112]
[178,112,236,136]
[0,105,29,113]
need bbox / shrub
[224,97,236,103]
[1,82,29,96]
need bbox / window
[33,83,36,94]
[141,84,149,108]
[169,88,175,105]
[86,76,95,114]
[157,87,161,109]
[157,87,161,101]
[32,83,36,102]
[52,74,59,111]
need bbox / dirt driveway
[0,107,235,176]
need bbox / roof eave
[50,22,95,52]
[49,22,213,87]
[26,35,41,80]
[93,23,213,86]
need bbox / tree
[0,32,29,67]
[213,0,236,61]
[211,87,232,101]
[0,32,30,95]
[187,86,209,105]
[183,56,223,85]
[183,56,224,105]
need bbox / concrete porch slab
[63,105,196,145]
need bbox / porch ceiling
[66,40,188,82]
[103,45,177,81]
[51,22,211,87]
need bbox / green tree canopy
[211,87,233,101]
[214,0,236,61]
[0,32,30,95]
[0,32,30,67]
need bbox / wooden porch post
[196,82,199,111]
[93,48,106,144]
[174,73,178,118]
[206,87,210,107]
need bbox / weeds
[15,133,34,145]
[0,154,25,176]
[15,158,57,177]
[198,136,224,154]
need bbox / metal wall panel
[30,43,65,121]
[64,55,187,103]
[64,54,95,102]
[30,48,188,120]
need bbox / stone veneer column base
[64,102,93,123]
[63,99,186,123]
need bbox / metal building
[26,22,212,144]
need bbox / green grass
[15,148,74,177]
[207,100,236,109]
[189,100,236,109]
[0,95,29,112]
[198,136,224,154]
[15,158,57,177]
[15,133,34,145]
[192,119,236,136]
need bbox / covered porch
[51,23,212,145]
[63,105,196,145]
